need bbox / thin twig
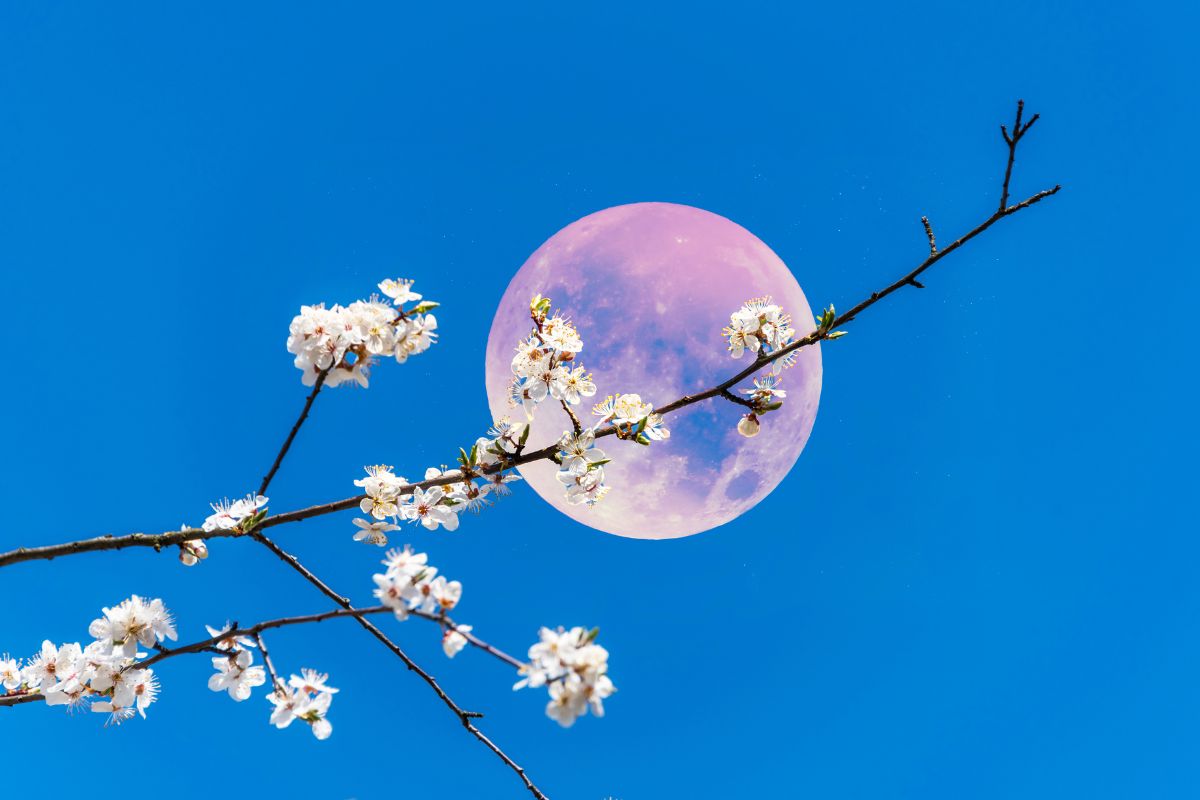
[254,632,283,692]
[559,399,583,435]
[413,609,530,671]
[718,388,756,409]
[259,367,331,496]
[921,215,937,257]
[999,99,1040,212]
[0,101,1061,571]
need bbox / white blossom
[514,626,615,727]
[355,464,407,520]
[0,655,21,691]
[485,470,522,496]
[370,546,457,622]
[287,280,439,386]
[267,680,334,739]
[403,486,459,531]
[557,430,607,474]
[205,622,258,652]
[7,596,175,724]
[378,277,421,306]
[551,365,597,405]
[507,296,596,421]
[426,576,463,613]
[288,668,339,696]
[723,296,798,364]
[352,518,399,546]
[88,595,177,658]
[443,626,472,659]
[208,649,266,702]
[203,494,267,533]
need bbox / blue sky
[1,3,1196,798]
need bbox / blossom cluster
[371,545,462,622]
[202,494,268,533]
[203,623,336,740]
[178,493,269,567]
[205,623,266,701]
[514,626,615,728]
[0,596,175,724]
[507,294,596,420]
[351,421,525,542]
[722,295,798,365]
[593,392,670,444]
[555,429,610,506]
[286,278,439,388]
[735,373,788,438]
[721,296,805,438]
[268,669,338,740]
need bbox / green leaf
[635,432,652,446]
[585,626,600,643]
[411,301,441,314]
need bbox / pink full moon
[485,202,822,539]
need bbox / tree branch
[1,603,528,707]
[254,632,283,691]
[258,366,331,496]
[0,101,1061,575]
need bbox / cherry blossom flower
[485,470,522,496]
[427,576,463,613]
[378,277,421,306]
[443,626,472,658]
[352,518,399,546]
[403,486,459,531]
[287,280,439,385]
[0,655,21,691]
[88,595,177,658]
[288,668,339,696]
[514,626,615,727]
[202,494,268,533]
[551,365,597,405]
[208,649,266,702]
[557,430,607,474]
[723,296,799,364]
[205,622,258,652]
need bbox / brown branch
[718,388,756,409]
[254,632,283,692]
[249,531,546,800]
[259,367,331,496]
[413,609,529,671]
[0,692,41,708]
[559,399,583,435]
[1,603,529,707]
[921,215,937,258]
[0,101,1061,571]
[999,99,1040,212]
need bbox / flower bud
[179,538,209,567]
[737,414,761,438]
